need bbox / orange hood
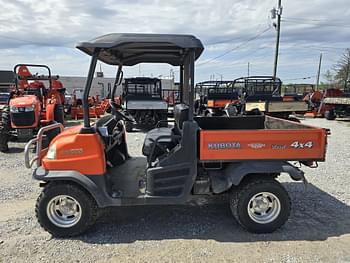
[10,95,39,107]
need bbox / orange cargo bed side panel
[208,99,240,108]
[199,129,327,161]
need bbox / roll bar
[80,48,197,129]
[14,64,52,91]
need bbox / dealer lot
[0,118,349,263]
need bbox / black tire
[0,106,11,152]
[125,121,133,132]
[230,177,291,233]
[36,182,98,237]
[54,104,64,124]
[325,109,336,120]
[287,116,301,123]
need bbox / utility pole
[315,53,323,91]
[272,0,282,78]
[247,62,250,77]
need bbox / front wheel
[0,106,11,152]
[36,183,98,237]
[230,177,291,233]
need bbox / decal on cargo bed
[272,144,286,150]
[208,142,241,150]
[290,141,313,149]
[248,143,266,149]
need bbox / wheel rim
[47,195,82,228]
[247,192,281,224]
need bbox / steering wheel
[114,109,134,122]
[109,100,134,122]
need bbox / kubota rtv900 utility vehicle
[0,64,64,152]
[25,33,329,237]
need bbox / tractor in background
[304,87,350,119]
[69,89,111,120]
[0,64,64,152]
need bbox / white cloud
[0,0,349,83]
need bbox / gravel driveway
[0,118,349,263]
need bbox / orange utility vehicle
[194,80,241,116]
[25,33,329,237]
[0,64,64,152]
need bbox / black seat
[142,104,189,161]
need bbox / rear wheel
[0,106,11,152]
[36,183,98,237]
[230,177,291,233]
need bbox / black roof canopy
[76,33,204,66]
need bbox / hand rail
[24,122,64,169]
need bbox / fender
[209,161,305,194]
[33,167,115,207]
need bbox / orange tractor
[304,88,350,119]
[70,89,111,120]
[0,64,64,152]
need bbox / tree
[324,69,334,85]
[334,48,350,89]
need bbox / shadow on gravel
[76,182,350,244]
[4,147,24,154]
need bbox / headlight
[25,105,35,111]
[10,106,19,112]
[10,105,35,112]
[46,143,56,160]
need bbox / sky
[0,0,349,84]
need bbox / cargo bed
[197,115,328,162]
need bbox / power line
[204,24,266,46]
[197,27,271,67]
[282,19,350,28]
[283,75,316,81]
[0,34,74,48]
[284,16,349,24]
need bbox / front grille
[11,111,36,126]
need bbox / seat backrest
[173,104,189,131]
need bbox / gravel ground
[0,118,350,263]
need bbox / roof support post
[179,64,184,102]
[82,49,99,130]
[183,53,190,107]
[188,49,195,121]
